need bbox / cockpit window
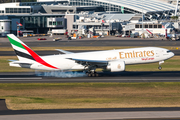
[167,50,171,53]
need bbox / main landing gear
[158,61,164,70]
[87,71,99,77]
[84,65,99,77]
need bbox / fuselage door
[155,49,163,58]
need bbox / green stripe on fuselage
[7,36,25,50]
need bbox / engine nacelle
[107,61,125,72]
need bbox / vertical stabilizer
[7,34,58,69]
[7,34,36,62]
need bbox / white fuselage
[28,47,174,71]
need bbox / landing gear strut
[84,65,99,77]
[158,61,164,70]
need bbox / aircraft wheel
[92,73,95,77]
[95,73,99,77]
[158,66,162,70]
[88,73,92,77]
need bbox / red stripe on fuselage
[22,44,58,69]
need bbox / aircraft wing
[67,58,108,66]
[56,49,73,54]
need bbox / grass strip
[0,56,180,72]
[0,82,180,110]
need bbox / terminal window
[18,8,21,13]
[14,8,17,13]
[135,24,139,28]
[49,21,52,25]
[53,22,56,25]
[10,8,13,13]
[6,8,9,13]
[57,21,63,25]
[5,8,31,13]
[149,25,153,28]
[23,8,26,13]
[158,25,162,28]
[52,10,67,13]
[69,10,73,12]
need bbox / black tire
[95,73,99,77]
[158,66,162,70]
[92,73,95,77]
[88,73,92,77]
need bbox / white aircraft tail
[7,34,58,69]
[7,34,39,62]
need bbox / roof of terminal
[95,0,175,13]
[103,14,135,20]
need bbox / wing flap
[67,58,108,66]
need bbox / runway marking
[0,78,179,82]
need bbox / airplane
[7,34,174,77]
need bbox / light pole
[109,1,110,35]
[17,25,20,37]
[175,0,179,16]
[17,25,19,37]
[109,1,110,14]
[109,22,111,36]
[142,0,144,38]
[75,9,77,38]
[101,22,103,36]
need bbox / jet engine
[107,60,125,72]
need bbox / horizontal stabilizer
[10,61,33,64]
[8,59,18,62]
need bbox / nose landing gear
[158,61,164,70]
[158,66,162,70]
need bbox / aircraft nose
[171,52,175,57]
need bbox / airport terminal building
[0,0,177,36]
[69,0,176,19]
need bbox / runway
[0,107,180,120]
[1,38,180,47]
[0,71,179,83]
